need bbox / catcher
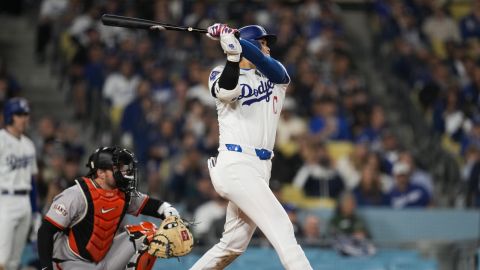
[37,147,193,270]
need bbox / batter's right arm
[208,24,243,103]
[239,39,290,84]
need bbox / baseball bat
[101,14,208,34]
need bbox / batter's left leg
[189,202,257,270]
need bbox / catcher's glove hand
[148,216,194,258]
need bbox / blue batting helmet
[4,97,30,125]
[239,25,277,49]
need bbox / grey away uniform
[44,178,148,270]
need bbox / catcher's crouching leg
[125,222,158,270]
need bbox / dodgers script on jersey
[209,66,287,151]
[0,129,37,191]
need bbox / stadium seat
[281,184,336,209]
[325,141,354,162]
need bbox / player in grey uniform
[37,147,182,270]
[190,24,312,270]
[0,98,37,270]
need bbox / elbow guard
[213,80,242,103]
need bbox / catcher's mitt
[148,216,194,258]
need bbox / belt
[220,144,273,160]
[0,189,29,196]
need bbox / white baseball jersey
[209,67,288,151]
[0,129,38,191]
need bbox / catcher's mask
[86,146,139,195]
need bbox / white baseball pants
[190,151,312,270]
[0,194,32,270]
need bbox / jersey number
[273,96,278,114]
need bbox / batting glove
[206,23,224,40]
[220,28,242,62]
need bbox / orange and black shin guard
[134,251,157,270]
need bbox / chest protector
[68,177,130,262]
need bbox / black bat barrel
[101,14,208,33]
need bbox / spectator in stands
[184,99,208,139]
[272,98,306,184]
[192,183,228,246]
[398,151,434,196]
[459,0,480,41]
[83,43,106,114]
[329,192,370,237]
[168,145,204,212]
[120,80,154,164]
[365,151,394,191]
[353,166,390,207]
[357,105,387,150]
[328,192,376,256]
[31,116,57,158]
[302,214,321,246]
[336,140,369,190]
[461,116,480,155]
[389,162,431,208]
[58,123,85,159]
[272,97,307,184]
[102,59,140,128]
[293,141,344,198]
[36,0,68,63]
[463,146,480,182]
[187,62,215,108]
[466,147,480,207]
[44,155,81,210]
[309,96,351,142]
[421,3,460,57]
[149,64,172,103]
[378,129,401,168]
[432,86,467,142]
[276,97,307,157]
[418,60,452,112]
[461,64,480,119]
[0,60,21,99]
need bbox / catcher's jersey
[0,129,37,191]
[209,66,289,151]
[45,180,148,230]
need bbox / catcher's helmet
[4,97,30,125]
[239,25,276,48]
[87,146,138,194]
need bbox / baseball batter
[190,24,312,270]
[37,147,182,270]
[0,98,37,270]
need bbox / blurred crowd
[372,0,480,206]
[4,0,478,250]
